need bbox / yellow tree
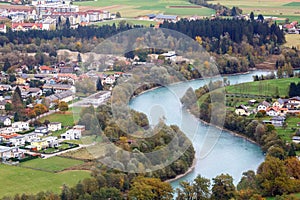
[128,176,173,200]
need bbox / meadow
[94,19,157,27]
[284,34,300,49]
[0,164,90,198]
[20,156,84,172]
[225,77,300,97]
[207,0,300,22]
[74,0,215,17]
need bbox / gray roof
[43,84,72,90]
[0,115,10,122]
[155,14,178,20]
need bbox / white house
[34,126,49,136]
[235,105,250,116]
[266,107,279,117]
[48,122,62,132]
[271,116,285,127]
[44,136,59,148]
[9,135,26,147]
[105,75,115,84]
[24,132,39,143]
[257,101,271,111]
[0,146,25,161]
[0,116,12,127]
[12,122,29,132]
[61,129,81,140]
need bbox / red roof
[12,23,43,29]
[0,133,20,139]
[57,73,78,80]
[39,66,54,71]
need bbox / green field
[74,0,215,17]
[226,77,300,97]
[94,19,157,27]
[38,111,76,127]
[20,157,84,172]
[0,164,90,198]
[207,0,300,22]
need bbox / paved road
[41,142,97,159]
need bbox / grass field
[74,0,215,17]
[20,157,84,172]
[284,34,300,49]
[226,77,300,97]
[94,19,157,27]
[0,164,90,198]
[207,0,300,22]
[38,111,76,127]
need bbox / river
[129,70,271,188]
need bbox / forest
[0,18,288,76]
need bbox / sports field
[207,0,300,21]
[74,0,215,17]
[0,164,90,198]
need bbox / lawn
[94,19,157,27]
[0,164,90,198]
[20,157,84,172]
[74,0,215,17]
[284,34,300,49]
[207,0,300,22]
[38,111,76,127]
[226,77,300,97]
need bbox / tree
[116,12,121,18]
[77,53,82,63]
[9,74,16,83]
[96,77,103,91]
[256,156,292,196]
[128,177,173,200]
[3,59,11,72]
[58,101,69,112]
[33,104,48,116]
[12,87,25,118]
[193,175,211,200]
[211,173,236,200]
[14,112,19,122]
[250,12,255,21]
[257,14,264,22]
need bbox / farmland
[0,164,90,198]
[207,0,300,21]
[74,0,215,17]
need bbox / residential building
[31,138,48,151]
[44,136,59,148]
[0,146,25,161]
[271,116,286,127]
[9,135,26,146]
[266,107,280,117]
[0,24,6,33]
[61,129,81,140]
[235,105,250,116]
[48,122,62,132]
[257,100,271,111]
[12,22,43,32]
[12,122,29,132]
[34,126,49,136]
[0,116,11,126]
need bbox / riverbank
[191,110,259,146]
[165,156,197,183]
